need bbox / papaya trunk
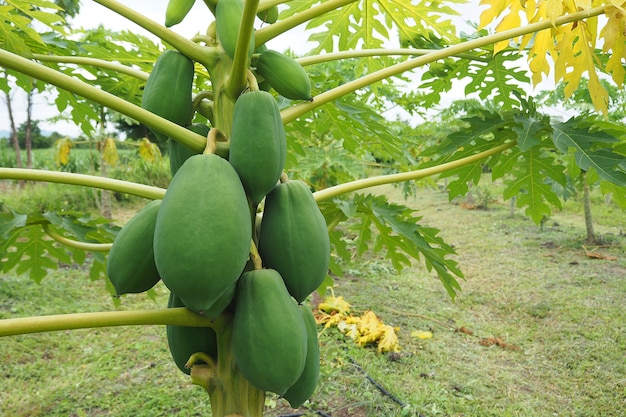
[192,316,265,417]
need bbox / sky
[0,1,562,137]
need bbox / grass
[1,182,625,417]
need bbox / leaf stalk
[0,168,166,200]
[32,54,149,80]
[227,0,260,96]
[0,308,218,337]
[296,48,489,66]
[313,142,516,202]
[42,223,113,252]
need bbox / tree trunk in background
[582,171,596,244]
[99,106,113,220]
[25,88,33,169]
[4,91,22,168]
[4,79,25,188]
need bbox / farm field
[1,182,624,417]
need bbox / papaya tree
[1,1,625,416]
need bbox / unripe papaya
[253,50,312,101]
[283,304,320,408]
[106,199,161,295]
[165,0,195,27]
[256,5,278,24]
[232,269,308,395]
[229,91,286,204]
[142,50,195,143]
[258,180,330,303]
[166,292,218,375]
[153,154,251,315]
[168,123,208,176]
[216,0,255,61]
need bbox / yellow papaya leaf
[316,311,345,328]
[102,138,119,166]
[411,330,434,339]
[601,5,626,85]
[317,295,351,315]
[478,0,509,29]
[54,137,73,166]
[378,325,400,353]
[138,137,162,162]
[527,29,556,85]
[493,0,525,54]
[337,320,360,340]
[544,0,563,26]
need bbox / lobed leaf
[552,118,626,186]
[321,193,463,298]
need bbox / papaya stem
[0,168,165,200]
[186,352,218,369]
[92,0,221,70]
[192,34,217,47]
[280,6,607,124]
[204,128,225,154]
[227,0,260,97]
[313,142,516,202]
[255,0,358,46]
[0,49,207,153]
[249,240,263,270]
[0,308,226,337]
[246,69,259,91]
[42,223,112,252]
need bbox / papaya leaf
[513,115,550,152]
[552,119,626,186]
[323,193,462,298]
[0,226,70,283]
[493,146,566,224]
[0,211,27,239]
[600,181,626,209]
[464,51,529,111]
[420,110,515,200]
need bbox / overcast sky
[1,1,558,137]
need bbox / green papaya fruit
[229,91,286,204]
[166,292,218,375]
[142,50,195,143]
[168,123,208,176]
[216,0,255,61]
[106,199,162,295]
[165,0,195,27]
[232,268,307,395]
[253,50,312,101]
[258,180,330,303]
[256,5,278,24]
[283,304,320,408]
[153,154,252,315]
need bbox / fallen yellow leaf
[411,330,433,340]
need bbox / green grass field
[0,181,624,417]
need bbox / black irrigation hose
[345,354,407,408]
[277,352,428,417]
[277,412,332,417]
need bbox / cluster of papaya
[106,1,328,406]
